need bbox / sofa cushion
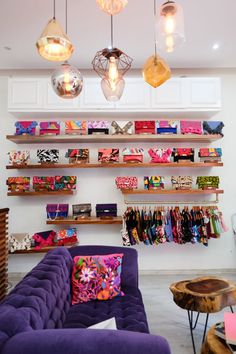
[63,287,149,333]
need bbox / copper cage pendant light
[36,0,74,62]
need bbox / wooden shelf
[121,189,224,195]
[6,162,224,169]
[7,190,74,197]
[46,216,123,225]
[6,134,223,144]
[9,243,78,254]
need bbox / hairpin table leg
[187,311,210,354]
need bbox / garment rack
[124,195,220,205]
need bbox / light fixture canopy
[51,62,83,99]
[156,0,185,53]
[96,0,128,15]
[101,77,125,101]
[143,55,171,88]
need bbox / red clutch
[134,121,155,134]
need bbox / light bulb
[166,35,174,53]
[107,56,120,91]
[165,15,175,34]
[63,71,71,92]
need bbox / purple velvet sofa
[0,245,171,354]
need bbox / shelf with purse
[7,190,74,196]
[46,217,123,225]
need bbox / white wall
[0,69,236,273]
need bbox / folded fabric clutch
[46,204,69,220]
[115,177,138,189]
[198,148,222,162]
[180,121,202,135]
[144,176,164,190]
[56,228,78,246]
[9,233,31,253]
[72,204,92,219]
[111,121,133,135]
[122,148,144,163]
[203,121,224,137]
[171,176,193,190]
[8,150,30,165]
[7,177,30,192]
[54,176,77,190]
[96,204,117,218]
[33,230,57,249]
[88,121,109,135]
[172,148,195,163]
[15,121,37,136]
[33,176,55,191]
[156,120,178,134]
[37,149,59,164]
[65,149,89,164]
[98,148,119,163]
[196,176,220,189]
[148,148,172,163]
[135,121,155,134]
[65,121,86,135]
[39,122,60,135]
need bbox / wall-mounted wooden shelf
[6,134,223,144]
[9,243,78,254]
[7,190,74,197]
[121,189,224,195]
[46,216,123,225]
[6,162,224,170]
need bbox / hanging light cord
[111,15,114,48]
[65,0,68,34]
[53,0,56,19]
[154,0,157,58]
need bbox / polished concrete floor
[8,271,236,354]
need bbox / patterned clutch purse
[172,148,195,163]
[54,176,77,190]
[144,176,165,190]
[180,121,202,135]
[203,121,224,137]
[115,177,138,189]
[88,121,109,135]
[7,177,30,192]
[8,150,30,165]
[96,204,117,218]
[39,122,60,135]
[9,233,31,253]
[98,149,119,163]
[196,176,220,189]
[111,121,133,135]
[65,149,89,164]
[46,204,69,220]
[72,204,92,219]
[171,176,193,190]
[134,121,155,134]
[198,148,222,162]
[122,148,144,163]
[148,148,172,163]
[65,121,86,135]
[15,121,37,136]
[156,120,178,134]
[33,176,55,191]
[33,230,57,249]
[56,228,78,246]
[37,149,59,164]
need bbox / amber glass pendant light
[143,0,171,88]
[36,0,74,62]
[96,0,128,15]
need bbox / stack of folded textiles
[214,313,236,353]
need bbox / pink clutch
[115,177,138,189]
[39,122,60,135]
[98,149,119,163]
[122,148,144,163]
[148,148,172,163]
[180,121,202,135]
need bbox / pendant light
[96,0,128,15]
[36,0,74,62]
[92,15,132,101]
[51,0,83,99]
[143,0,171,88]
[156,0,185,53]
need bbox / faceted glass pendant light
[143,55,171,88]
[156,1,185,53]
[101,77,125,101]
[51,62,83,99]
[96,0,128,15]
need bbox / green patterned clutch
[196,176,220,189]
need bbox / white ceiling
[0,0,235,70]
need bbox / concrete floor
[8,271,236,354]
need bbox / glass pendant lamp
[101,77,125,102]
[156,0,185,53]
[36,0,74,61]
[96,0,128,15]
[142,0,171,88]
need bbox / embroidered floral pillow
[71,253,124,304]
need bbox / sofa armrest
[2,328,171,354]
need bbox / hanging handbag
[98,148,119,163]
[33,176,55,191]
[198,148,222,162]
[172,148,195,163]
[56,228,78,246]
[196,176,220,189]
[7,177,30,192]
[54,176,77,190]
[180,121,202,135]
[65,149,89,164]
[39,122,60,135]
[171,176,193,190]
[148,148,172,163]
[203,121,224,137]
[88,121,109,135]
[134,121,155,134]
[72,204,92,219]
[156,120,178,134]
[64,121,86,135]
[46,204,69,220]
[8,150,30,165]
[9,233,31,253]
[33,230,57,249]
[37,149,59,164]
[115,177,138,189]
[15,121,38,136]
[121,218,131,246]
[96,204,117,218]
[111,121,133,135]
[144,176,165,190]
[122,148,144,163]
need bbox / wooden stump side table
[201,325,231,354]
[170,276,236,354]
